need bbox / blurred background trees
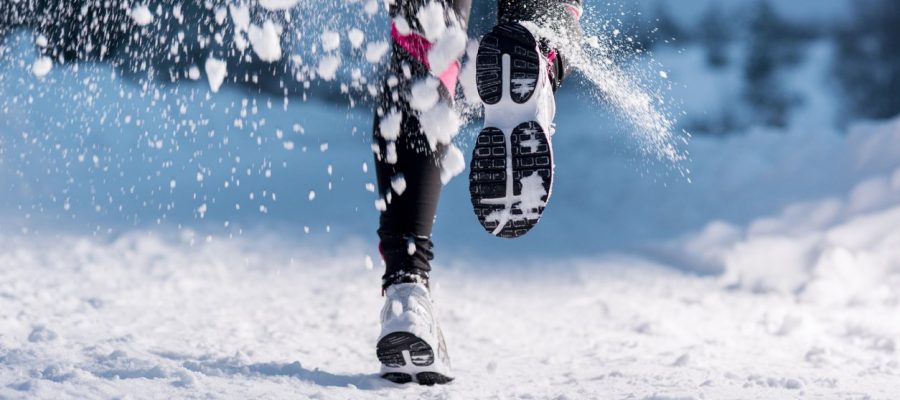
[834,0,900,121]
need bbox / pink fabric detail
[565,4,582,19]
[390,21,461,97]
[546,49,558,78]
[391,22,432,68]
[438,61,460,98]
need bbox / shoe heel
[469,122,552,238]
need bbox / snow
[347,28,365,49]
[440,144,465,184]
[390,174,407,195]
[418,102,460,151]
[248,20,283,62]
[321,30,341,52]
[229,3,250,33]
[458,40,480,105]
[130,4,154,26]
[415,1,446,42]
[393,16,412,36]
[377,109,402,141]
[409,78,440,112]
[204,58,227,93]
[317,55,341,81]
[384,141,397,164]
[364,41,389,64]
[427,27,466,75]
[258,0,301,11]
[187,66,200,81]
[0,229,897,398]
[30,57,52,77]
[229,3,251,51]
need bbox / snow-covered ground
[1,209,898,399]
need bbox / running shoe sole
[471,22,553,238]
[376,332,453,385]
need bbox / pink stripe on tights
[390,21,460,97]
[391,22,432,68]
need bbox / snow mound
[659,117,900,305]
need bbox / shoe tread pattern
[469,122,552,238]
[476,22,540,105]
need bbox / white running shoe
[470,22,557,239]
[376,283,453,385]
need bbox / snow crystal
[230,4,250,51]
[34,34,48,48]
[31,57,52,78]
[391,174,407,195]
[319,143,329,152]
[229,3,250,33]
[440,144,465,184]
[130,5,154,26]
[375,198,387,211]
[364,255,374,270]
[188,66,200,80]
[214,7,227,25]
[419,102,460,150]
[365,41,389,64]
[321,31,341,52]
[204,58,227,93]
[427,27,466,74]
[347,28,365,49]
[458,40,480,105]
[317,55,341,81]
[364,0,378,16]
[393,16,412,35]
[378,109,402,141]
[308,191,316,201]
[416,1,446,42]
[409,78,440,112]
[258,0,300,11]
[173,4,183,22]
[524,22,688,166]
[385,142,398,164]
[249,20,283,62]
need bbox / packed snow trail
[0,228,898,399]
